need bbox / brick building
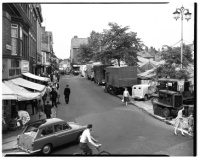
[70,36,88,65]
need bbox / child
[188,113,194,137]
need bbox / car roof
[28,118,65,128]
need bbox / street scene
[2,2,195,157]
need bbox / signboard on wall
[21,60,29,73]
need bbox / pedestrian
[51,88,58,108]
[64,85,71,104]
[31,100,37,115]
[122,88,130,106]
[188,113,194,137]
[46,84,52,102]
[51,105,57,118]
[57,73,60,82]
[174,107,185,136]
[37,99,44,119]
[42,91,47,105]
[17,110,30,128]
[44,101,52,119]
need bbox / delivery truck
[104,66,137,95]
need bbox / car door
[54,122,74,147]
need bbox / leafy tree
[156,44,192,80]
[100,22,143,66]
[76,43,94,64]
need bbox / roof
[140,61,157,71]
[137,51,154,58]
[39,118,65,128]
[71,37,88,48]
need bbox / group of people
[174,107,194,138]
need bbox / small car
[16,118,87,155]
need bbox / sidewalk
[116,95,190,132]
[2,103,47,154]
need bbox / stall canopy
[9,77,45,92]
[2,82,17,100]
[3,81,41,101]
[22,72,50,82]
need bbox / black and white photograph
[1,0,197,157]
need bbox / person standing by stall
[44,101,52,119]
[37,99,44,119]
[17,110,30,128]
[64,85,71,104]
[51,88,58,108]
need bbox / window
[22,32,28,60]
[11,24,18,55]
[63,123,70,130]
[41,126,54,137]
[54,124,63,132]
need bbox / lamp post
[173,6,192,69]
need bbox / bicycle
[73,144,110,155]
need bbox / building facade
[70,36,88,65]
[2,3,38,80]
[41,27,54,75]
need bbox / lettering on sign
[6,44,12,50]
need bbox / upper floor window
[11,24,18,55]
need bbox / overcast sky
[40,1,194,59]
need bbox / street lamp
[173,6,192,69]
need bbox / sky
[40,0,195,60]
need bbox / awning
[3,81,41,101]
[22,72,50,82]
[9,78,45,92]
[2,82,17,100]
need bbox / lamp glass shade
[173,11,180,20]
[185,12,192,21]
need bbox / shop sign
[21,60,29,72]
[6,44,12,50]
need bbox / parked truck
[93,64,112,85]
[104,66,137,95]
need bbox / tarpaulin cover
[2,82,17,100]
[9,78,45,92]
[4,81,41,101]
[22,72,50,82]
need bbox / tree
[99,22,143,66]
[156,44,192,80]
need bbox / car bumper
[17,145,41,154]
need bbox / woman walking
[174,107,185,136]
[123,88,130,106]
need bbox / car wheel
[42,144,52,155]
[163,108,171,117]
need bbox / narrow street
[49,74,194,156]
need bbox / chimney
[74,36,78,38]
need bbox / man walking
[64,85,71,104]
[51,88,58,108]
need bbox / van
[132,84,150,101]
